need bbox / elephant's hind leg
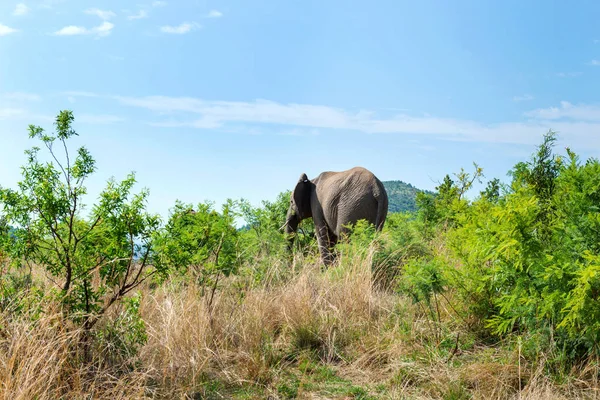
[315,224,337,266]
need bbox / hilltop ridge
[382,180,434,213]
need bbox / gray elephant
[284,166,388,265]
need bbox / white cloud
[589,60,600,66]
[107,95,563,145]
[207,10,223,18]
[525,101,600,121]
[513,94,534,102]
[13,3,29,16]
[278,128,320,136]
[160,22,199,34]
[0,24,19,36]
[54,25,87,36]
[54,21,114,37]
[53,92,600,150]
[94,21,114,36]
[0,108,25,119]
[128,10,148,20]
[152,1,167,7]
[85,8,116,20]
[2,92,41,102]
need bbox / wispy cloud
[207,10,223,18]
[0,24,19,36]
[13,3,29,16]
[513,94,534,102]
[55,92,600,149]
[278,128,320,137]
[588,60,600,66]
[54,21,114,37]
[108,95,596,146]
[1,92,41,102]
[84,8,116,20]
[127,0,166,21]
[160,22,199,34]
[524,101,600,122]
[127,10,148,20]
[0,108,25,119]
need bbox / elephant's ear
[293,173,312,218]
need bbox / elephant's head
[284,173,313,249]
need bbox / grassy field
[2,245,599,400]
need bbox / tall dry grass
[0,303,149,399]
[138,248,395,397]
[1,246,599,398]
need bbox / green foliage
[0,270,44,316]
[237,191,291,259]
[398,258,446,306]
[382,213,432,261]
[480,177,501,203]
[238,191,318,269]
[415,163,484,236]
[386,130,600,367]
[153,199,239,287]
[0,110,163,329]
[95,291,147,367]
[438,131,600,362]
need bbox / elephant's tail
[375,191,388,231]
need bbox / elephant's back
[314,167,387,232]
[317,167,384,197]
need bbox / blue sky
[1,0,600,220]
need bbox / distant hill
[382,180,435,214]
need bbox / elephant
[284,166,388,265]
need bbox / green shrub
[442,131,600,363]
[153,200,240,296]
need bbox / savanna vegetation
[1,111,600,399]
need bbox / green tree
[0,110,163,331]
[415,163,483,231]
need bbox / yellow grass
[1,247,599,399]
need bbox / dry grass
[1,248,600,399]
[0,303,149,399]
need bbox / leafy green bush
[237,192,291,261]
[440,131,600,363]
[153,200,240,291]
[235,192,318,286]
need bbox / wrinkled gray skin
[284,166,388,265]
